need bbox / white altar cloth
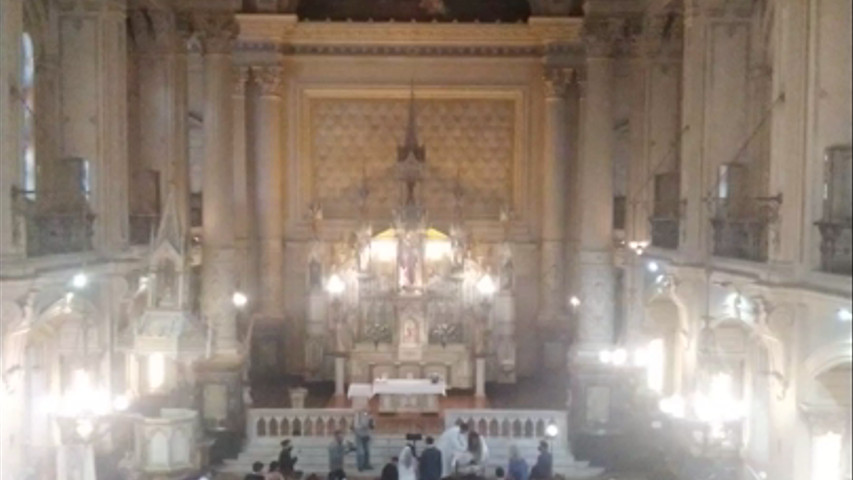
[371,379,447,396]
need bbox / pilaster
[0,0,25,260]
[539,66,572,326]
[56,0,130,254]
[232,65,254,302]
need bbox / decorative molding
[236,14,583,47]
[251,65,284,97]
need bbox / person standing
[437,421,469,478]
[418,436,443,480]
[507,445,529,480]
[398,443,418,480]
[278,439,298,477]
[529,442,552,480]
[352,409,375,471]
[328,431,355,480]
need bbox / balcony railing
[710,217,769,263]
[709,197,780,263]
[650,216,680,250]
[26,211,95,257]
[815,219,853,275]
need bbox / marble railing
[248,408,355,442]
[444,409,569,449]
[133,408,200,474]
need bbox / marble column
[130,8,190,230]
[232,66,256,304]
[539,67,572,325]
[475,357,487,398]
[0,0,24,259]
[573,48,616,363]
[249,66,285,319]
[334,356,346,397]
[197,14,240,357]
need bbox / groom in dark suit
[418,437,443,480]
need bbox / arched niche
[643,293,689,395]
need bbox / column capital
[232,66,250,96]
[129,8,187,54]
[251,65,285,97]
[543,66,574,99]
[191,12,239,54]
[582,17,621,58]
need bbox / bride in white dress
[399,443,418,480]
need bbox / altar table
[374,379,446,414]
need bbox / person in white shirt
[437,421,470,478]
[399,443,418,480]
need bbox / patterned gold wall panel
[308,95,517,221]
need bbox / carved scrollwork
[191,13,239,54]
[251,65,285,97]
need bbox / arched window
[21,32,36,200]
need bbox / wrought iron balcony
[13,186,95,257]
[815,219,853,276]
[26,211,95,257]
[709,196,781,263]
[650,216,680,250]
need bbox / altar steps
[218,436,604,479]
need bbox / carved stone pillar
[129,8,191,231]
[539,67,571,326]
[232,66,256,303]
[248,66,285,320]
[572,46,616,362]
[197,13,240,357]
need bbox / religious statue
[155,259,176,307]
[499,243,513,292]
[398,231,423,291]
[308,258,322,291]
[356,224,372,272]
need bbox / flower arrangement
[430,322,461,348]
[364,321,392,348]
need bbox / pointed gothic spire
[398,83,426,163]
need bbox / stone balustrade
[444,409,569,450]
[248,408,355,442]
[133,408,201,475]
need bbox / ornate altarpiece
[304,93,517,389]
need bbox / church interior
[0,0,851,479]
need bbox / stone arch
[643,292,689,395]
[801,341,853,407]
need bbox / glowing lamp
[611,348,628,366]
[232,291,249,308]
[646,261,660,273]
[839,308,853,322]
[113,395,130,412]
[71,272,89,289]
[476,275,497,297]
[326,274,346,296]
[569,296,582,308]
[75,420,94,439]
[545,424,559,438]
[598,350,612,365]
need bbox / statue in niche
[473,314,489,356]
[356,224,372,272]
[155,259,176,307]
[398,232,422,291]
[308,258,322,291]
[499,243,513,292]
